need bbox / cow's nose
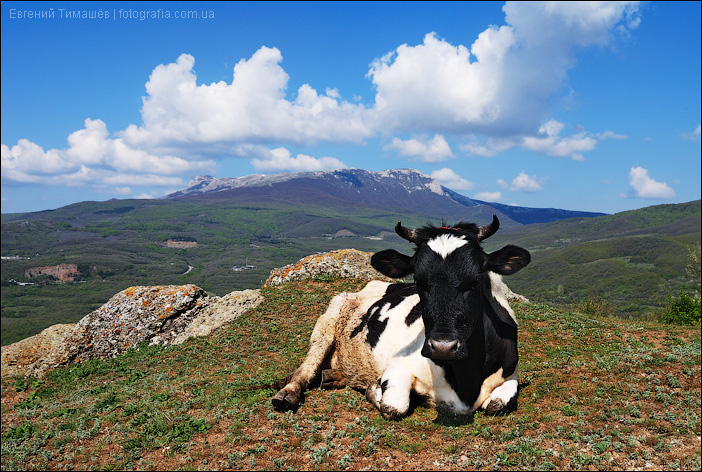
[426,337,460,360]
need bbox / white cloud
[430,168,474,191]
[459,142,498,158]
[384,135,454,162]
[1,1,644,197]
[250,147,347,172]
[368,2,641,137]
[597,130,628,140]
[368,31,509,133]
[628,166,676,199]
[0,119,205,192]
[474,191,502,202]
[509,170,544,192]
[682,124,701,142]
[522,120,598,159]
[120,50,373,151]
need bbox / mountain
[3,166,696,346]
[165,169,606,225]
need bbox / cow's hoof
[321,369,346,389]
[484,398,505,415]
[271,387,300,411]
[484,396,517,415]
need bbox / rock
[263,249,394,287]
[501,281,530,303]
[1,285,263,378]
[1,324,75,378]
[51,284,210,366]
[172,289,263,344]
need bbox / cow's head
[371,215,530,362]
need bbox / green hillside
[0,198,425,345]
[484,201,701,317]
[2,278,700,471]
[2,199,700,345]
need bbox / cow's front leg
[365,373,413,420]
[481,369,518,415]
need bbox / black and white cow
[272,215,531,419]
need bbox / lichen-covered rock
[1,324,75,378]
[49,284,211,367]
[263,249,394,287]
[172,289,263,344]
[1,285,264,378]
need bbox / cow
[271,215,531,419]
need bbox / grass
[2,277,700,470]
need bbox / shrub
[575,296,615,318]
[660,290,701,326]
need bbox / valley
[1,169,699,345]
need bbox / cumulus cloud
[384,135,454,162]
[474,191,502,202]
[521,120,598,159]
[628,166,676,199]
[430,168,474,191]
[250,147,347,172]
[681,124,701,142]
[120,50,373,151]
[509,170,544,192]
[0,118,211,191]
[369,2,641,137]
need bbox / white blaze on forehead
[427,234,468,259]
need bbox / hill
[484,200,701,317]
[0,168,604,346]
[1,167,697,345]
[1,277,700,470]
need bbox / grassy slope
[2,278,700,471]
[1,198,423,345]
[484,200,701,317]
[2,199,700,345]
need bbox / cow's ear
[371,249,414,278]
[485,245,530,275]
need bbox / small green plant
[575,296,615,318]
[660,290,701,326]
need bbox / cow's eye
[457,280,476,292]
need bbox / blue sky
[2,1,700,215]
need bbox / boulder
[1,285,263,378]
[264,249,393,287]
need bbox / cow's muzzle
[422,335,462,361]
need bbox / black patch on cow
[405,303,421,326]
[365,312,389,348]
[430,275,520,408]
[350,283,417,348]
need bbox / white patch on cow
[378,331,470,416]
[489,272,517,325]
[371,293,422,368]
[427,234,468,259]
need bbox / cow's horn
[477,214,500,241]
[395,221,419,244]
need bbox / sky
[1,1,700,215]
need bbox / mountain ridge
[165,168,607,225]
